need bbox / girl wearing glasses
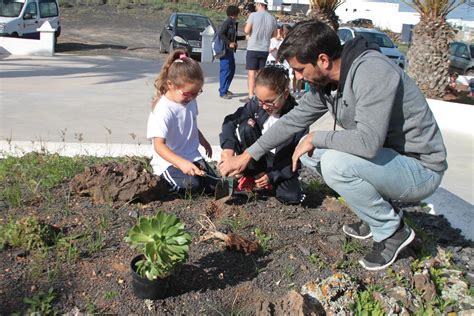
[147,49,217,194]
[219,66,308,204]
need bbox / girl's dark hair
[278,20,342,65]
[152,48,204,108]
[226,5,240,17]
[255,66,290,94]
[281,23,291,33]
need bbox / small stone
[297,245,310,256]
[118,278,124,284]
[300,226,315,234]
[413,271,436,301]
[128,210,138,218]
[13,249,28,258]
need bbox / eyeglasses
[257,92,285,108]
[178,88,203,98]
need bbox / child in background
[266,24,291,70]
[147,48,217,194]
[218,5,246,99]
[219,66,307,204]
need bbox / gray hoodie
[246,50,448,173]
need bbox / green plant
[303,179,338,197]
[0,216,56,251]
[125,211,192,280]
[350,286,385,315]
[221,215,248,232]
[254,227,272,254]
[23,287,56,315]
[103,290,118,300]
[308,253,324,269]
[342,238,366,255]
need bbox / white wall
[0,21,55,56]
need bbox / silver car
[449,41,474,76]
[337,26,405,69]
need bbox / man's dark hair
[278,20,342,65]
[226,5,240,17]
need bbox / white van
[0,0,60,39]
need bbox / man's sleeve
[312,57,400,159]
[247,91,328,160]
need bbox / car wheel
[159,37,165,54]
[466,68,474,77]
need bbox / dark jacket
[220,96,308,184]
[218,17,246,53]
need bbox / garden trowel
[214,177,235,201]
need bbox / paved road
[1,54,472,239]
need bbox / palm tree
[308,0,344,31]
[404,0,465,99]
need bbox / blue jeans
[301,148,443,241]
[219,50,236,97]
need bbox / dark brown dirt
[0,159,472,314]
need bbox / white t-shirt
[262,113,280,154]
[266,37,291,71]
[146,95,203,175]
[267,37,283,63]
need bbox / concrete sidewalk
[0,54,472,240]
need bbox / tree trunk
[406,18,454,99]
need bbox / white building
[269,0,472,35]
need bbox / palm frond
[309,0,345,11]
[402,0,466,19]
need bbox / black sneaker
[343,221,372,240]
[220,94,232,100]
[359,221,415,271]
[343,208,403,240]
[226,91,234,96]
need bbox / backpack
[212,31,226,60]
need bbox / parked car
[449,41,474,76]
[159,13,215,58]
[337,26,405,68]
[0,0,61,39]
[347,18,373,27]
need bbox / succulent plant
[125,211,192,280]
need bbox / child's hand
[220,149,235,161]
[201,139,213,158]
[179,161,205,177]
[255,172,270,188]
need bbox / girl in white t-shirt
[147,49,217,194]
[266,24,291,70]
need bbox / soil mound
[70,160,168,204]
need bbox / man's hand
[179,160,205,176]
[219,151,252,176]
[292,132,316,172]
[255,172,270,188]
[229,42,237,49]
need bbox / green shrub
[0,216,56,251]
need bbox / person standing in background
[240,0,276,103]
[218,5,246,100]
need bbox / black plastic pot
[130,255,169,300]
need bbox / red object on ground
[237,176,255,192]
[237,176,273,192]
